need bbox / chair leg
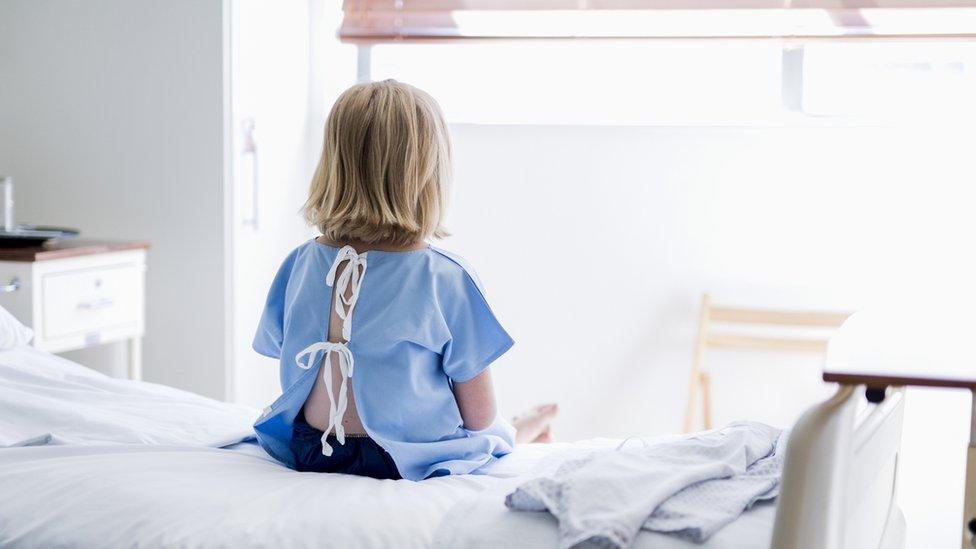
[684,294,711,433]
[683,368,700,433]
[700,371,713,430]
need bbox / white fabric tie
[326,245,368,341]
[294,245,368,456]
[295,342,355,456]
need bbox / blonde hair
[304,79,451,246]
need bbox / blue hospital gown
[252,239,516,480]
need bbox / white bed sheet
[0,347,778,548]
[0,442,494,548]
[0,346,257,448]
[0,438,777,549]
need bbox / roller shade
[340,1,976,42]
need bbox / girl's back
[253,237,515,480]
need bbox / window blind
[339,0,976,42]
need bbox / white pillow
[0,304,33,349]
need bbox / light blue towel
[505,422,785,548]
[643,427,788,542]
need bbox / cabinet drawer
[42,264,142,340]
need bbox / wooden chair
[683,293,852,433]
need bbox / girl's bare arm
[452,369,497,431]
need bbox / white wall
[445,123,975,547]
[447,123,975,435]
[0,0,229,398]
[228,0,314,406]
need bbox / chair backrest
[702,294,852,354]
[684,294,854,432]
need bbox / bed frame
[772,384,906,549]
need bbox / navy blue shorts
[290,411,401,480]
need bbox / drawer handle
[78,297,114,310]
[0,277,19,293]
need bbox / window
[370,39,976,126]
[370,40,784,125]
[801,41,976,122]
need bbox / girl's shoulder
[427,246,491,297]
[428,245,473,274]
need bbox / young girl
[252,79,557,481]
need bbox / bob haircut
[304,79,451,246]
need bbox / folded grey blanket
[505,421,786,548]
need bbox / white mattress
[0,440,776,549]
[0,345,777,548]
[0,442,489,548]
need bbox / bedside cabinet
[0,240,149,380]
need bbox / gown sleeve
[252,249,300,359]
[440,270,514,383]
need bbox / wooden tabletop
[824,371,976,390]
[0,239,150,262]
[823,307,976,390]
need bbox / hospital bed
[0,322,905,548]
